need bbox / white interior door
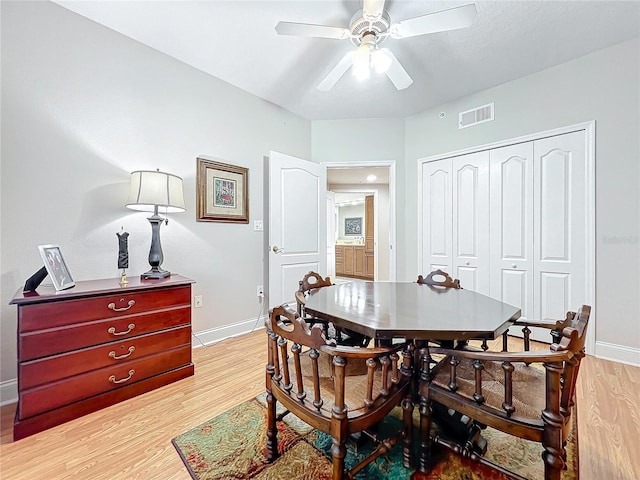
[267,151,327,309]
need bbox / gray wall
[0,1,311,387]
[312,118,406,164]
[403,38,639,358]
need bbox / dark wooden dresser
[9,274,195,440]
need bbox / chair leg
[419,394,432,472]
[402,394,414,469]
[417,346,433,472]
[542,429,564,480]
[331,355,348,480]
[266,389,278,462]
[331,434,346,480]
[542,363,565,480]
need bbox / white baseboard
[1,378,17,406]
[594,341,640,367]
[193,314,268,348]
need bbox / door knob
[272,245,284,254]
[512,263,517,268]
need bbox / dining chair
[500,314,574,353]
[417,269,465,349]
[416,269,461,289]
[265,304,415,480]
[295,271,334,337]
[296,271,370,346]
[421,304,591,480]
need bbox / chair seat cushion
[431,356,547,421]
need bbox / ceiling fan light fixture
[371,48,392,73]
[353,42,370,68]
[352,42,371,80]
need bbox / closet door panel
[501,270,528,312]
[540,154,569,261]
[453,152,490,294]
[489,143,534,321]
[534,131,586,331]
[421,159,453,274]
[540,272,571,321]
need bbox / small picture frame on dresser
[38,244,75,291]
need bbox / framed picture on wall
[345,217,363,235]
[38,244,75,291]
[197,157,249,223]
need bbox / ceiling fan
[275,0,477,91]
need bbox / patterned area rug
[172,396,578,480]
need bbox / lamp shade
[125,170,186,213]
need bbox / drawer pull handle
[108,300,135,312]
[109,370,135,384]
[109,346,135,360]
[108,323,135,336]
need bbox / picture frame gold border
[196,157,249,223]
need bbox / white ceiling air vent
[459,102,494,129]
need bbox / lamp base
[141,267,171,280]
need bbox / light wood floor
[0,330,638,479]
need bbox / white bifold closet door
[420,130,587,341]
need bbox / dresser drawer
[18,285,190,332]
[19,307,190,361]
[18,345,192,420]
[19,325,191,390]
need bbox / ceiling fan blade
[390,3,477,39]
[363,0,386,21]
[317,52,354,91]
[275,21,350,40]
[384,50,413,90]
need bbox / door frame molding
[417,121,596,354]
[323,160,397,281]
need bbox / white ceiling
[328,166,389,185]
[54,1,639,121]
[329,166,390,203]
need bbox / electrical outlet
[257,285,264,300]
[194,295,203,308]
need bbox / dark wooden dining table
[304,281,521,343]
[304,280,522,472]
